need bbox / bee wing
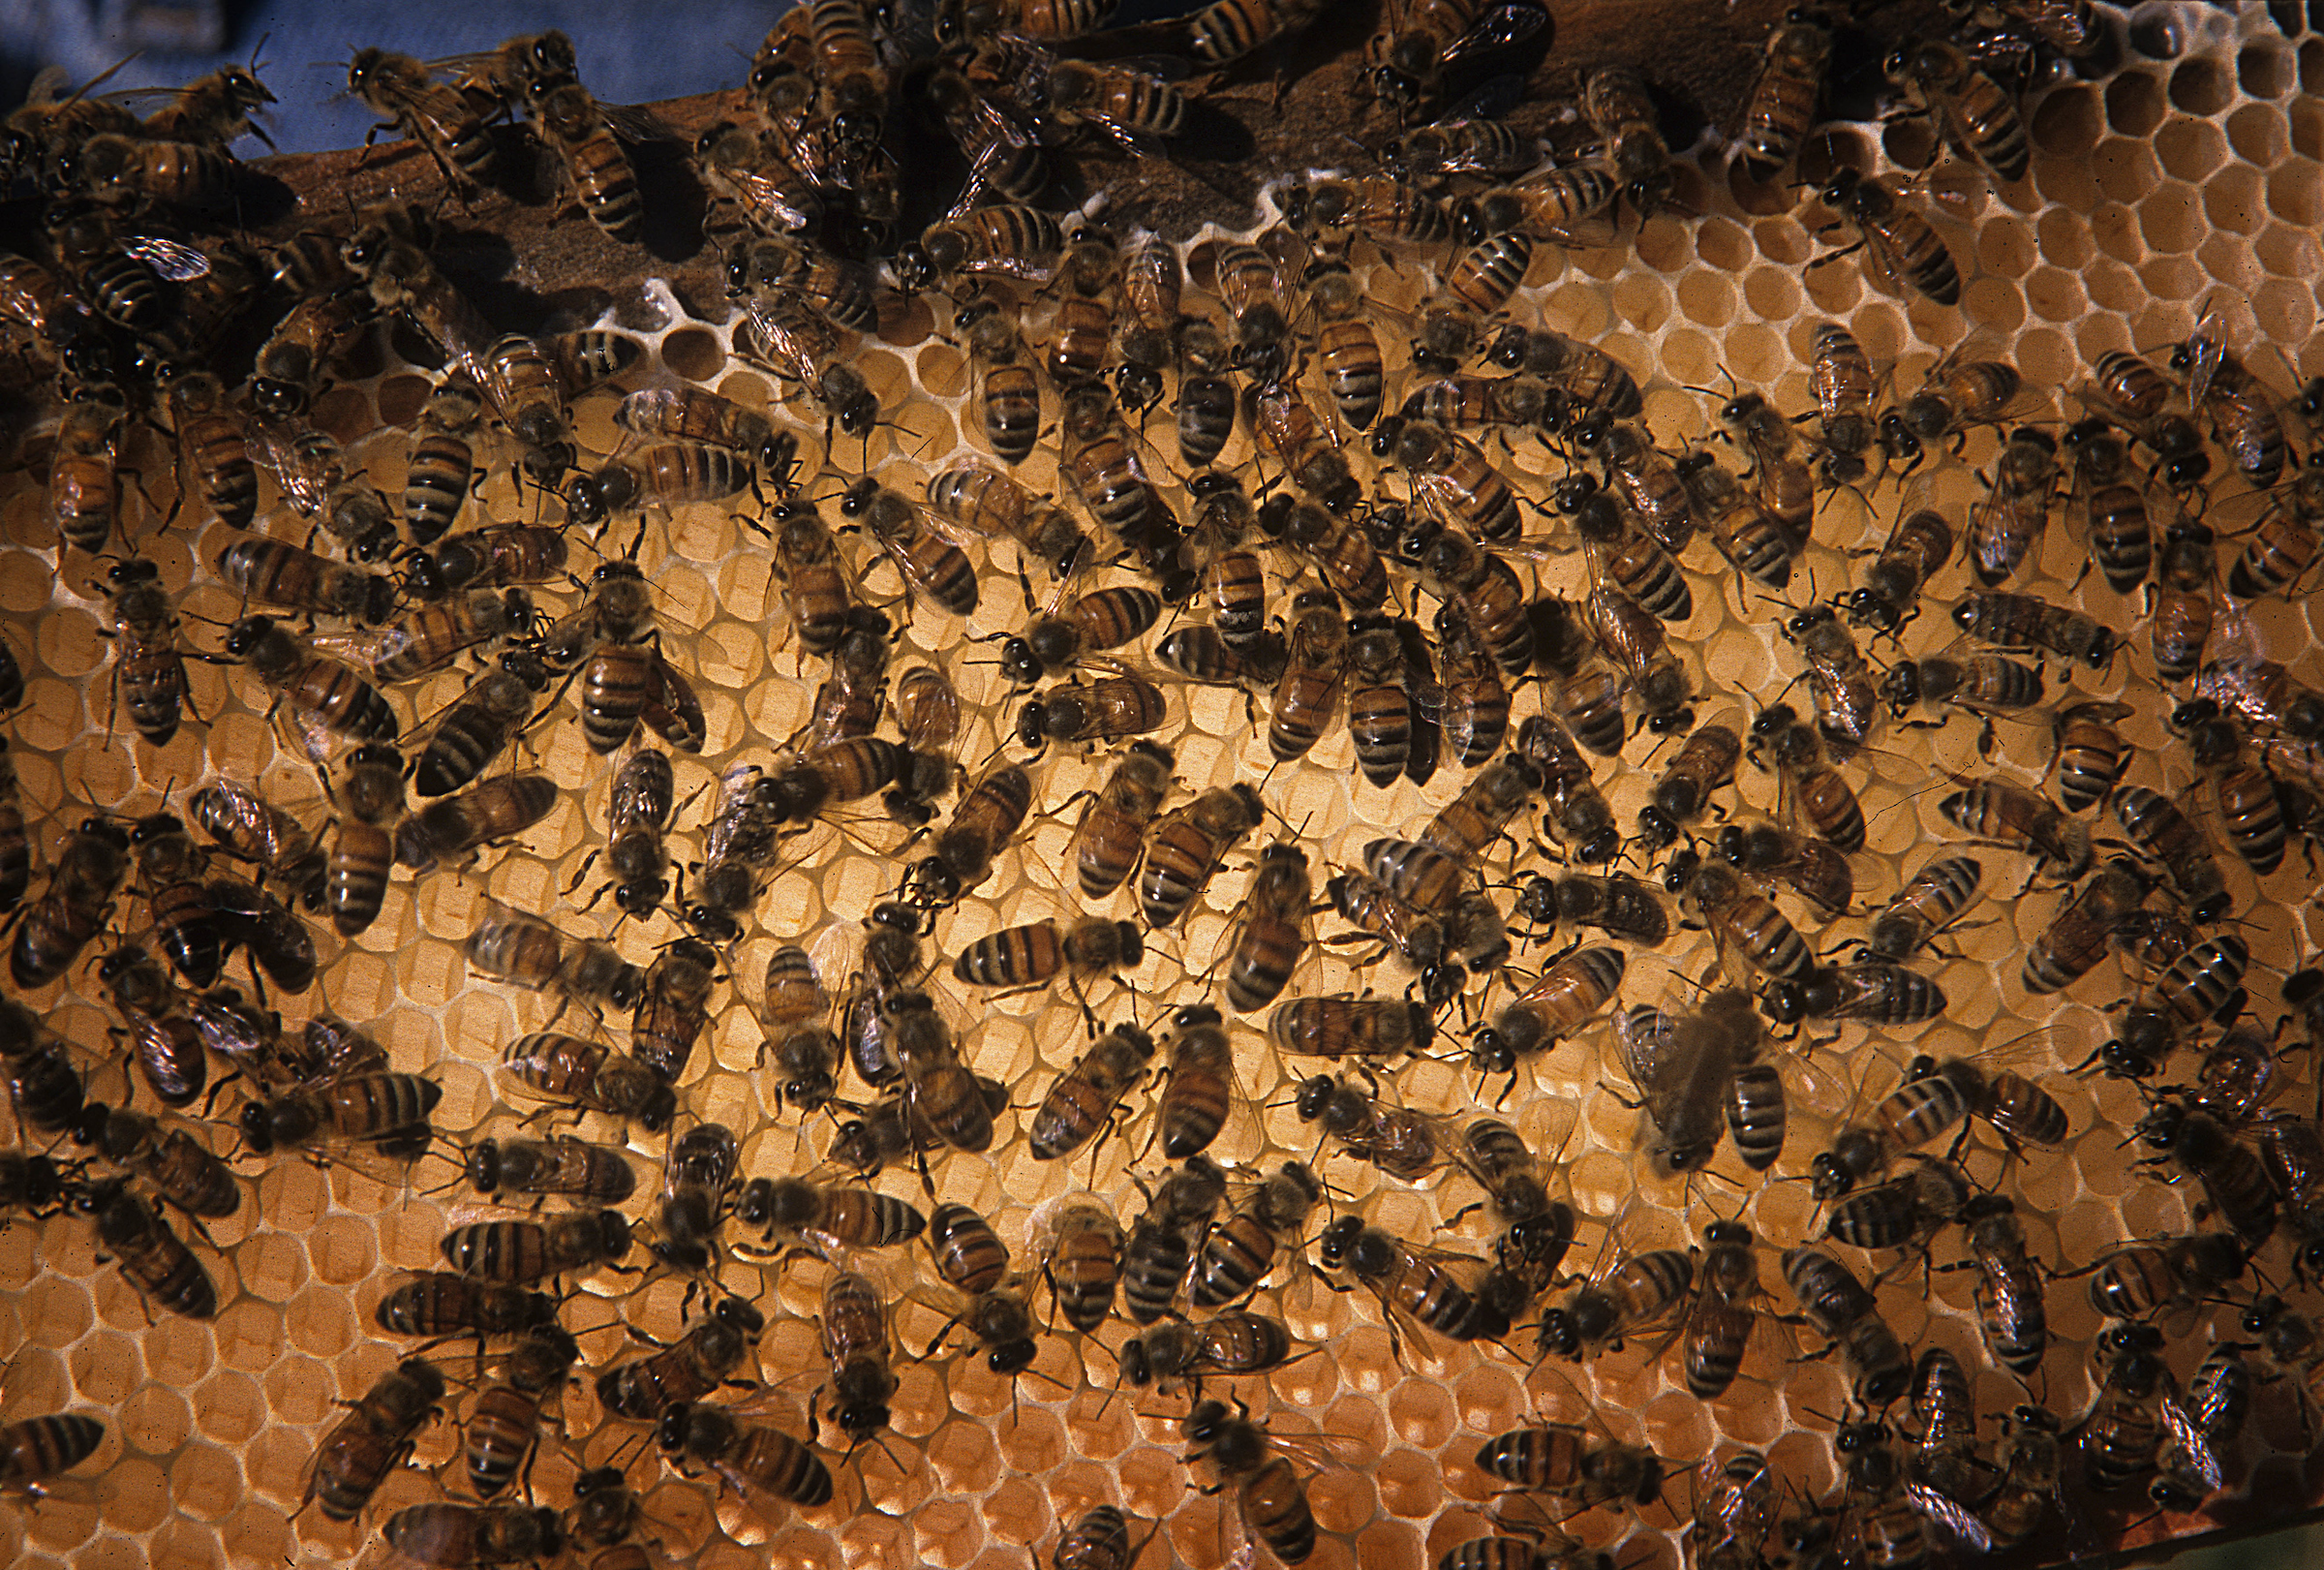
[120,235,212,282]
[2207,590,2267,666]
[1264,1428,1377,1475]
[1964,1023,2094,1076]
[597,101,677,144]
[1770,1037,1854,1120]
[2181,301,2230,413]
[701,763,766,864]
[472,894,566,945]
[274,702,342,769]
[1610,1003,1670,1094]
[872,529,951,607]
[2158,1397,2223,1491]
[726,161,822,234]
[641,656,706,754]
[305,626,410,675]
[1905,1481,1992,1554]
[1442,2,1553,71]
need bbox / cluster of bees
[2,2,2323,1569]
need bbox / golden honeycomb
[5,4,2324,1570]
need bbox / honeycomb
[4,4,2324,1569]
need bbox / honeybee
[465,901,644,1015]
[2111,785,2228,923]
[1121,1311,1294,1394]
[1749,700,1865,851]
[1505,714,1612,866]
[1839,507,1950,639]
[224,614,398,760]
[239,1071,441,1162]
[1781,1247,1911,1404]
[954,917,1143,1001]
[523,79,644,242]
[1717,389,1817,543]
[1634,718,1739,850]
[1332,1219,1510,1349]
[347,47,497,190]
[927,465,1086,580]
[394,772,558,876]
[1383,416,1521,542]
[458,1322,578,1497]
[1187,0,1330,66]
[624,939,716,1092]
[1680,450,1797,591]
[1883,648,2046,741]
[1738,11,1831,183]
[1939,778,2091,878]
[836,476,979,619]
[46,388,125,553]
[749,1178,928,1260]
[380,1503,563,1565]
[2139,1099,2277,1243]
[565,443,753,530]
[302,1358,445,1521]
[1886,35,2030,182]
[440,1206,631,1284]
[82,556,193,751]
[902,203,1066,288]
[1397,371,1548,438]
[458,1135,637,1206]
[1184,1399,1341,1566]
[1584,64,1672,217]
[1850,855,1983,972]
[1295,1074,1449,1180]
[1044,1197,1124,1333]
[923,1201,1012,1297]
[1339,616,1439,786]
[693,118,823,236]
[0,1413,104,1492]
[213,536,388,629]
[657,1403,832,1508]
[98,945,204,1106]
[158,366,258,531]
[500,1031,676,1131]
[1045,57,1187,146]
[1470,945,1624,1074]
[1189,1162,1320,1311]
[86,1179,217,1319]
[1963,427,2061,587]
[1813,168,1961,306]
[594,1294,762,1422]
[1615,988,1777,1172]
[1687,855,1818,985]
[11,816,130,990]
[1118,1156,1229,1324]
[1586,420,1695,554]
[1251,374,1359,513]
[2176,303,2290,488]
[0,1002,85,1151]
[1132,783,1261,929]
[74,1101,238,1219]
[248,275,371,418]
[2080,1323,2166,1493]
[950,288,1042,466]
[1534,1243,1694,1363]
[1811,1053,2065,1199]
[806,1269,899,1444]
[2082,348,2211,486]
[2193,650,2324,738]
[737,288,880,441]
[1278,498,1390,611]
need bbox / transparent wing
[121,236,211,282]
[1906,1481,1992,1553]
